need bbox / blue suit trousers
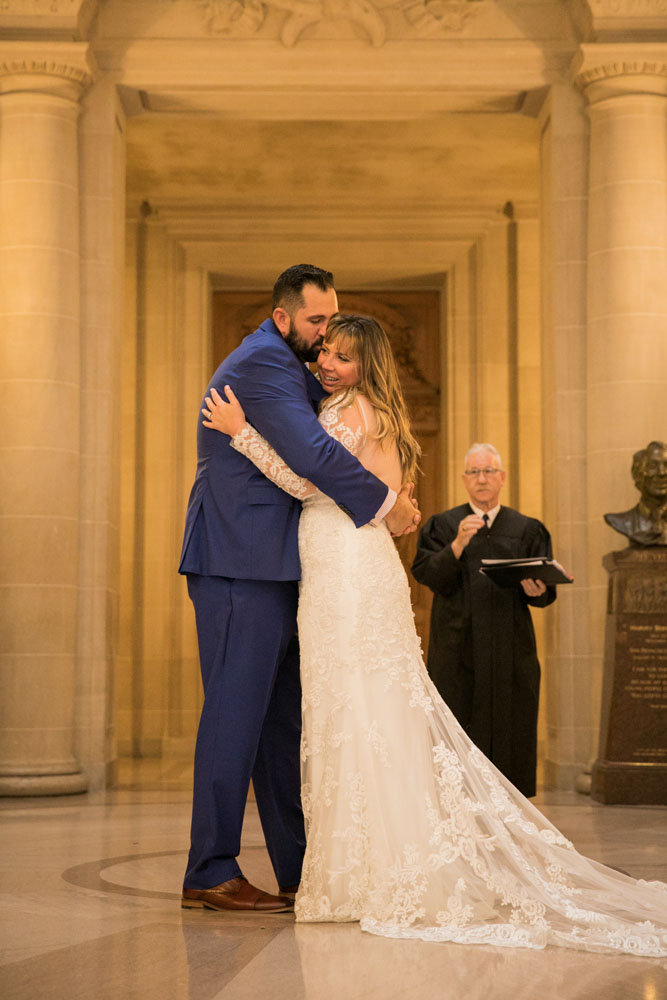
[184,574,305,890]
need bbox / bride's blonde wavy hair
[322,314,421,483]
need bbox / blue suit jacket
[179,319,389,581]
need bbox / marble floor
[1,761,666,1000]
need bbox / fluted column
[0,43,95,794]
[573,44,667,770]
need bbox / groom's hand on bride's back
[385,483,421,536]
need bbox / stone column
[538,82,591,789]
[573,44,667,782]
[0,43,95,794]
[76,75,126,790]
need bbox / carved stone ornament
[400,0,480,35]
[575,58,667,88]
[198,0,484,46]
[0,55,91,85]
[0,41,96,98]
[198,0,266,35]
[572,43,667,99]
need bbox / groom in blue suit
[179,265,419,912]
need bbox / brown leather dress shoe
[181,876,293,913]
[278,884,299,902]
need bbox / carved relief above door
[212,288,442,651]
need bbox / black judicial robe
[411,504,557,797]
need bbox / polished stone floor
[1,760,666,1000]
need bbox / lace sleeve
[230,425,317,500]
[319,393,366,454]
[231,394,388,501]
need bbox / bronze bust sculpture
[604,441,667,546]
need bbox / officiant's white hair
[464,443,503,467]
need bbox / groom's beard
[284,319,323,363]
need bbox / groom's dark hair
[272,264,335,314]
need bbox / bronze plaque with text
[592,548,667,804]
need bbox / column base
[543,758,584,791]
[591,760,667,805]
[0,771,88,797]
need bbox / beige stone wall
[117,215,209,760]
[445,211,549,769]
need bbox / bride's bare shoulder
[351,392,377,422]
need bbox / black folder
[479,557,573,587]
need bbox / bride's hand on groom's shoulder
[202,384,247,437]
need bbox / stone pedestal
[591,547,667,804]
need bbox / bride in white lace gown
[203,314,667,957]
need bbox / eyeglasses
[463,468,502,478]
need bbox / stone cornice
[96,38,571,93]
[138,201,509,238]
[589,0,667,11]
[567,0,667,41]
[0,41,96,97]
[0,1,99,41]
[587,0,667,32]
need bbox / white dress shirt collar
[470,502,501,528]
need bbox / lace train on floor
[294,496,667,957]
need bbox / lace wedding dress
[231,391,667,956]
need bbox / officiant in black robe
[412,444,556,797]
